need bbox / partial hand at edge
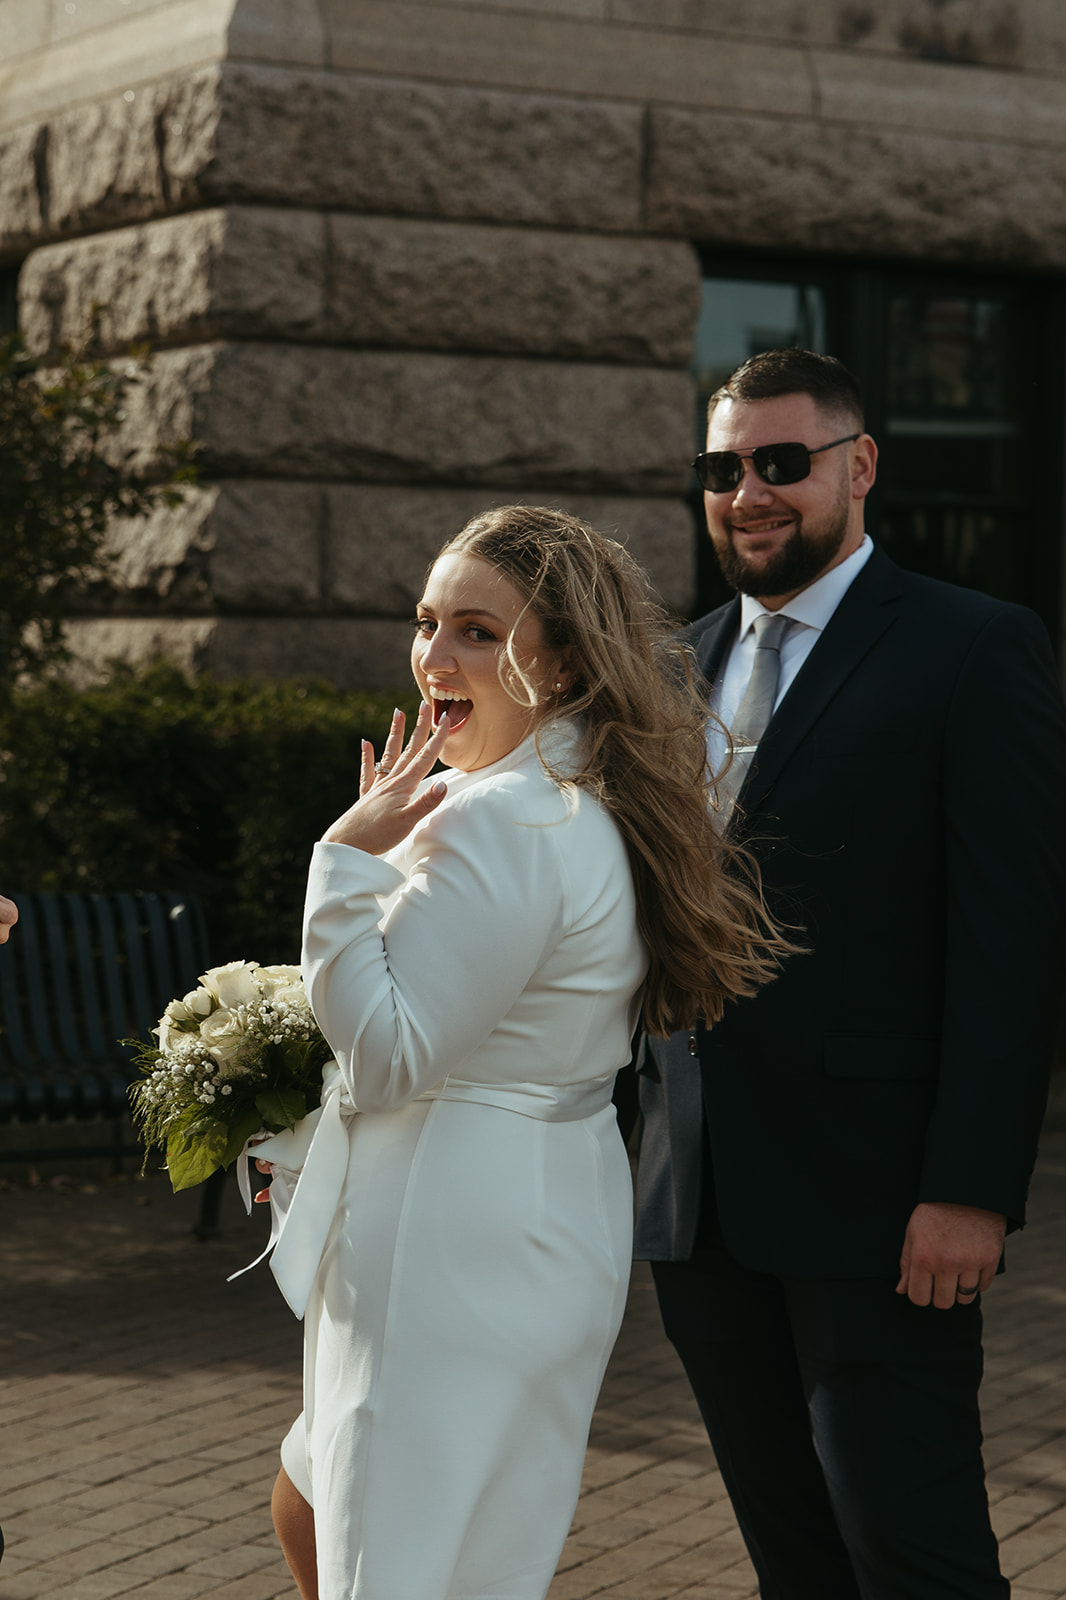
[896,1200,1006,1309]
[321,703,450,857]
[0,895,17,943]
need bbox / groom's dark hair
[708,348,864,429]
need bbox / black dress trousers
[651,1196,1006,1600]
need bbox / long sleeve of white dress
[304,784,572,1111]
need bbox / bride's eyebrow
[452,608,506,624]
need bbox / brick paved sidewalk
[2,1135,1066,1600]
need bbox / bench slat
[41,895,86,1070]
[69,896,112,1062]
[115,893,157,1048]
[143,895,177,1009]
[0,914,30,1067]
[166,895,206,992]
[17,899,59,1069]
[89,894,130,1044]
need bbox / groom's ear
[851,433,878,499]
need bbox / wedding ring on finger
[957,1283,980,1298]
[374,761,390,776]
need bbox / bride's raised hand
[321,704,450,856]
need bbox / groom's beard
[712,483,852,599]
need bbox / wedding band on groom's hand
[957,1284,980,1297]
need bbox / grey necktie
[717,612,790,814]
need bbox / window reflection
[883,292,1020,500]
[692,279,827,412]
[887,295,1011,418]
[875,507,1029,598]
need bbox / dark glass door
[862,280,1060,618]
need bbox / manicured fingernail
[393,707,402,719]
[431,781,447,796]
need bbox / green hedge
[0,664,418,964]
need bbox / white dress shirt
[707,535,874,777]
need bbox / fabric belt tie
[229,1065,616,1319]
[417,1073,616,1121]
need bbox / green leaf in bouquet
[221,1105,268,1170]
[166,1116,230,1191]
[255,1086,309,1133]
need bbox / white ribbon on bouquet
[228,1058,352,1319]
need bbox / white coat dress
[260,724,648,1600]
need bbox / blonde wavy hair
[440,505,794,1037]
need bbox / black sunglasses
[692,434,860,494]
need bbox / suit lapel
[740,547,904,814]
[686,596,741,691]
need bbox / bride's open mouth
[430,692,473,732]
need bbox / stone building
[2,0,1064,689]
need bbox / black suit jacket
[633,546,1066,1277]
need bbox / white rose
[156,991,212,1053]
[258,965,304,1004]
[257,965,309,1014]
[182,987,214,1017]
[270,982,308,1012]
[200,1005,247,1065]
[260,964,302,986]
[201,960,261,1011]
[156,1017,179,1053]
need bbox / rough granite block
[106,344,693,496]
[645,104,1066,269]
[95,481,694,618]
[19,210,699,366]
[19,209,328,355]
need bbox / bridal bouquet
[128,959,333,1191]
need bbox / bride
[254,506,788,1600]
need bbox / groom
[634,348,1066,1598]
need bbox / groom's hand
[896,1202,1006,1309]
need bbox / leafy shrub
[0,333,195,701]
[0,664,418,963]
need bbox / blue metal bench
[0,892,220,1224]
